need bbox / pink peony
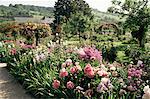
[59,68,68,78]
[67,81,75,89]
[52,80,60,89]
[84,64,95,78]
[70,66,77,74]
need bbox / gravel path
[0,66,33,99]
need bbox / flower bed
[0,41,150,98]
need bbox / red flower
[52,80,60,89]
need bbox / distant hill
[0,4,124,23]
[0,4,54,17]
[92,9,125,23]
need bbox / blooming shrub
[77,46,102,62]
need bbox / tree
[53,0,93,42]
[62,12,92,41]
[108,0,150,48]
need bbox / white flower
[143,85,150,93]
[12,44,15,47]
[101,78,109,84]
[0,42,3,47]
[8,45,11,48]
[65,59,72,63]
[29,52,32,55]
[142,85,150,99]
[47,43,51,47]
[110,66,116,71]
[137,60,143,66]
[56,40,59,44]
[101,64,107,71]
[75,86,84,91]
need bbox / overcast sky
[0,0,112,12]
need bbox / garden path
[0,64,33,99]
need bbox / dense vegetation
[0,0,150,99]
[0,4,54,17]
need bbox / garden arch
[98,23,120,34]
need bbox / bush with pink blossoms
[77,46,102,62]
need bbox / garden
[0,0,150,99]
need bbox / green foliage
[102,44,117,63]
[124,45,150,67]
[53,0,93,34]
[108,0,150,48]
[62,12,92,40]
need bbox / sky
[0,0,112,12]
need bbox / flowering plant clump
[77,46,102,62]
[2,42,149,99]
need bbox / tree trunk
[79,32,81,43]
[139,37,145,48]
[138,26,146,48]
[35,31,39,46]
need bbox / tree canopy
[108,0,150,48]
[53,0,93,42]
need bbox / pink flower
[97,78,113,93]
[128,76,132,79]
[61,63,66,68]
[59,68,68,78]
[77,48,86,57]
[67,81,75,89]
[127,85,135,91]
[10,48,17,55]
[84,64,95,78]
[52,80,60,89]
[65,59,72,66]
[77,47,102,62]
[70,66,77,74]
[128,68,142,78]
[97,70,108,77]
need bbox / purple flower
[97,78,113,93]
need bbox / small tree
[62,12,92,41]
[53,0,93,42]
[108,0,150,48]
